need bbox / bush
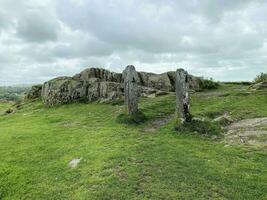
[116,111,147,124]
[175,118,222,136]
[224,82,252,85]
[199,78,220,90]
[254,73,267,83]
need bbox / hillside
[0,83,266,199]
[0,86,30,102]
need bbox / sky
[0,0,267,85]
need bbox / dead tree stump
[123,65,138,115]
[176,69,191,124]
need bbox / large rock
[88,81,123,102]
[40,67,203,106]
[123,65,139,115]
[25,85,42,100]
[73,68,123,83]
[137,72,174,91]
[42,77,87,106]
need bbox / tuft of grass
[116,110,147,124]
[176,118,222,136]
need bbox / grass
[116,111,147,124]
[0,101,12,114]
[175,119,222,137]
[0,84,266,199]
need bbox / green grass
[0,85,266,199]
[0,101,12,114]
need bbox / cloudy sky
[0,0,267,85]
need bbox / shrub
[116,111,147,124]
[199,78,220,90]
[254,72,267,83]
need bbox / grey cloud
[0,0,267,85]
[16,11,59,42]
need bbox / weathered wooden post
[123,65,138,115]
[176,69,191,125]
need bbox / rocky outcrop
[42,77,87,106]
[73,68,123,83]
[137,72,174,91]
[88,81,123,103]
[25,85,42,100]
[38,67,202,106]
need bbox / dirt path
[226,117,267,147]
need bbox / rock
[137,72,174,91]
[39,67,202,106]
[250,81,267,90]
[155,91,169,97]
[123,65,139,115]
[213,114,233,125]
[226,117,267,146]
[73,67,123,83]
[88,81,123,102]
[4,108,14,115]
[138,86,158,97]
[188,75,203,91]
[175,69,191,124]
[25,85,42,100]
[42,76,88,106]
[69,158,82,168]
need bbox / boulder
[88,81,123,102]
[25,84,42,100]
[42,77,87,106]
[188,75,203,91]
[213,114,233,126]
[73,68,122,83]
[138,86,158,97]
[137,72,174,91]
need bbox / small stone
[5,108,14,115]
[69,158,82,168]
[213,114,233,125]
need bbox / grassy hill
[0,84,266,199]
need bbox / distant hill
[0,86,31,102]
